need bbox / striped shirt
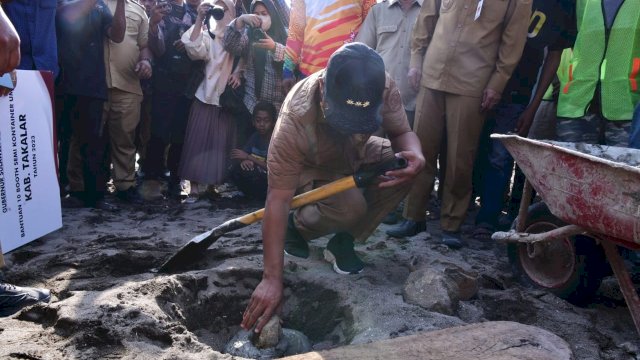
[283,0,376,79]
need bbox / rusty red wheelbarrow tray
[491,135,640,335]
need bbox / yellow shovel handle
[236,176,357,225]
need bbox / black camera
[206,5,225,21]
[249,27,266,42]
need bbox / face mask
[258,14,271,31]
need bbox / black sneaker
[381,211,399,225]
[0,282,51,317]
[284,214,309,259]
[441,230,464,249]
[116,187,143,204]
[386,219,426,238]
[61,193,85,208]
[323,233,364,274]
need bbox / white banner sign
[0,70,61,253]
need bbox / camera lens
[250,28,265,41]
[208,5,225,20]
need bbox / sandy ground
[1,195,639,359]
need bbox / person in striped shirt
[281,0,376,92]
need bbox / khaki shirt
[104,0,149,95]
[411,0,531,97]
[356,0,422,111]
[268,71,410,190]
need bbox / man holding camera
[143,0,201,200]
[242,43,425,334]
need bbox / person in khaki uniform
[355,0,422,128]
[387,0,531,247]
[241,43,425,334]
[103,0,153,203]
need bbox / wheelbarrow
[491,135,640,335]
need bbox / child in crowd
[229,101,276,199]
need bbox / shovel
[157,156,408,273]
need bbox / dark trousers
[229,161,268,200]
[143,90,191,183]
[59,94,109,205]
[475,102,527,228]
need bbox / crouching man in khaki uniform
[242,43,425,333]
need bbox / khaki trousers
[104,88,143,191]
[404,87,486,232]
[294,137,411,243]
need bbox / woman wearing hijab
[224,0,288,113]
[179,0,237,201]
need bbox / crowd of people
[0,0,639,333]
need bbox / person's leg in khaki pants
[386,87,445,237]
[440,93,486,233]
[105,88,142,198]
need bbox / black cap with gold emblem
[323,42,386,135]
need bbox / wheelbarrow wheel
[508,202,608,306]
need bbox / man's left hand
[135,59,152,79]
[514,106,536,137]
[481,88,501,112]
[378,150,425,188]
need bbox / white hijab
[182,0,237,106]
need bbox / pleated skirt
[178,99,236,185]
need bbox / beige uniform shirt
[268,70,410,190]
[104,0,149,95]
[356,0,422,111]
[411,0,531,97]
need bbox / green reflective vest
[557,0,640,121]
[543,49,574,101]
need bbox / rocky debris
[225,327,311,359]
[252,316,282,349]
[282,321,573,360]
[402,263,479,315]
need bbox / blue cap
[323,43,386,135]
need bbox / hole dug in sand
[156,268,355,356]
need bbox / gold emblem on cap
[346,99,370,108]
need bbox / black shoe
[442,230,464,249]
[0,282,51,317]
[381,211,399,225]
[284,214,309,259]
[386,219,426,238]
[61,194,85,208]
[116,187,143,204]
[324,233,364,274]
[94,199,119,211]
[168,180,187,200]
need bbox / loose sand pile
[0,198,638,359]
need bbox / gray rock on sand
[253,316,282,349]
[403,265,479,315]
[224,316,311,359]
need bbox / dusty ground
[1,195,639,359]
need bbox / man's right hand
[241,277,283,333]
[0,9,20,76]
[408,67,421,92]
